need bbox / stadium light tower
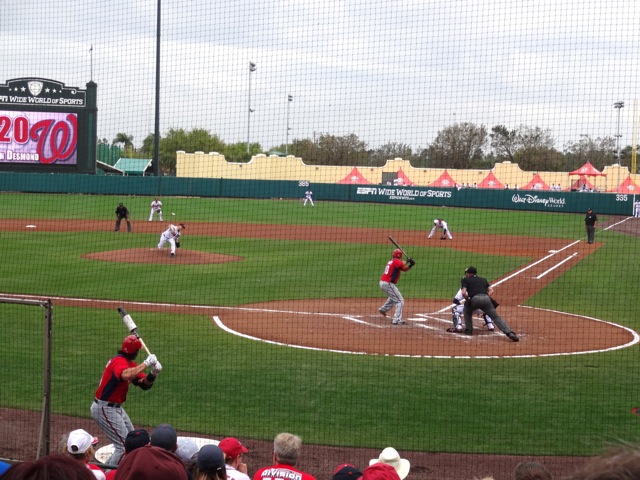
[286,95,293,155]
[247,62,256,155]
[614,101,624,164]
[614,101,624,191]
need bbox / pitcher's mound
[82,248,243,265]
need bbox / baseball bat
[388,236,411,259]
[117,307,152,356]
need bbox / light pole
[247,62,256,155]
[286,95,292,155]
[614,101,624,190]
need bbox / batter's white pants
[91,400,133,466]
[379,281,404,323]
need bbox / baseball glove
[175,241,181,248]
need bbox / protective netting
[1,1,640,479]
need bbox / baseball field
[1,192,639,479]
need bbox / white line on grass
[534,253,578,279]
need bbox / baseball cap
[197,444,226,473]
[150,424,178,451]
[362,463,401,480]
[334,463,363,480]
[67,429,99,454]
[587,207,593,211]
[124,429,150,453]
[219,437,248,458]
[465,266,477,275]
[175,439,199,462]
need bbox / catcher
[448,288,495,332]
[157,223,185,257]
[115,203,132,232]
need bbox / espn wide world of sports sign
[353,185,632,214]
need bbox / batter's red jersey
[254,464,316,480]
[94,354,145,404]
[380,258,405,284]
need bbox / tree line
[103,123,634,175]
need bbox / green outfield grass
[1,193,639,456]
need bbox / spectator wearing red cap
[65,429,106,480]
[219,437,250,480]
[253,432,316,480]
[362,463,401,480]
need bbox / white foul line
[535,252,578,279]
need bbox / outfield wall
[0,171,634,215]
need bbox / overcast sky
[2,0,639,153]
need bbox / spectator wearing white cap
[219,437,250,480]
[66,429,106,480]
[369,448,410,480]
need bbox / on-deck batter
[90,335,162,466]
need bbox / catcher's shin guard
[452,307,462,329]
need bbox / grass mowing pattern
[0,193,639,456]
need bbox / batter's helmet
[393,248,403,258]
[122,335,142,354]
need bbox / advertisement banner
[0,111,78,165]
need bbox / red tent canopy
[429,170,457,188]
[478,171,505,189]
[522,173,550,191]
[570,175,594,191]
[568,161,606,177]
[394,168,413,186]
[337,167,371,184]
[608,175,640,193]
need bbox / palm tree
[112,133,134,150]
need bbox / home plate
[26,225,37,229]
[94,435,218,464]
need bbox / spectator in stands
[114,445,187,480]
[562,444,640,480]
[193,444,227,480]
[105,429,150,480]
[362,463,400,480]
[369,447,410,480]
[65,428,106,480]
[514,460,552,480]
[1,453,95,480]
[150,423,179,453]
[219,437,250,480]
[253,432,316,480]
[333,463,363,480]
[175,438,199,480]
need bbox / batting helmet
[122,335,142,354]
[393,248,403,258]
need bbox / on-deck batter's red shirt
[95,354,145,404]
[254,464,316,480]
[380,258,405,284]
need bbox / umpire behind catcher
[460,266,519,342]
